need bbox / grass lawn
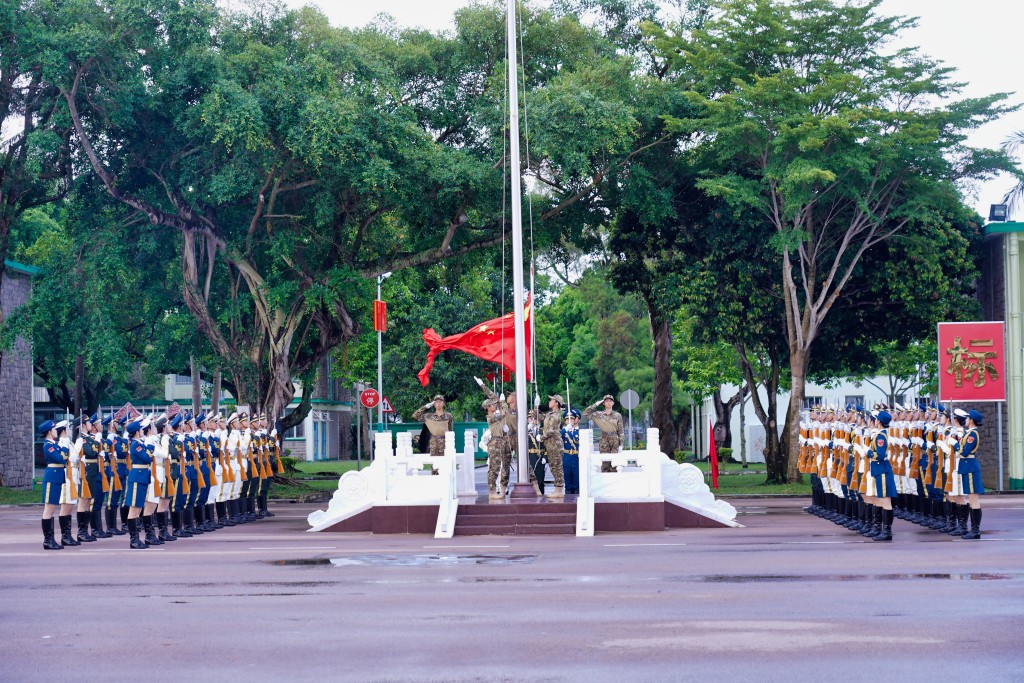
[292,460,364,477]
[273,460,366,500]
[0,485,41,505]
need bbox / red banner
[373,300,387,333]
[937,321,1005,402]
[417,297,532,386]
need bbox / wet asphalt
[1,495,1022,682]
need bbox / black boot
[939,502,956,533]
[255,493,267,519]
[42,518,63,550]
[76,511,97,542]
[157,511,177,542]
[218,501,235,526]
[244,497,256,521]
[120,506,130,529]
[206,503,220,529]
[186,507,203,534]
[173,510,192,538]
[957,505,972,537]
[948,504,966,536]
[260,493,275,517]
[127,518,147,549]
[873,508,893,541]
[194,504,207,531]
[59,515,80,546]
[864,506,883,538]
[92,509,112,538]
[231,498,244,524]
[962,508,982,540]
[106,507,127,535]
[143,514,161,545]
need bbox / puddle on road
[271,554,537,567]
[690,573,1022,583]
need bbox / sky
[283,0,1024,219]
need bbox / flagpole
[506,0,530,492]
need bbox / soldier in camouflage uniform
[475,377,517,492]
[583,394,625,472]
[412,395,454,456]
[542,395,566,498]
[481,398,512,500]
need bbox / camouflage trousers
[599,435,621,472]
[428,435,445,457]
[486,436,512,490]
[544,436,564,488]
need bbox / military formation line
[800,403,986,542]
[37,411,281,550]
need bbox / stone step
[515,523,575,535]
[456,514,519,527]
[515,513,576,525]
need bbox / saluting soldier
[541,395,566,498]
[412,395,454,458]
[39,420,69,550]
[583,394,625,474]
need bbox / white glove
[500,393,505,402]
[503,424,509,434]
[424,402,433,409]
[474,376,483,387]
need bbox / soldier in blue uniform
[958,409,985,540]
[526,412,546,495]
[81,413,112,540]
[124,418,152,549]
[101,415,127,535]
[192,412,214,531]
[868,410,897,542]
[561,410,580,495]
[39,420,68,549]
[169,414,192,538]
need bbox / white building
[701,376,919,464]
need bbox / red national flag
[417,297,533,386]
[708,419,719,489]
[166,402,182,418]
[373,300,387,333]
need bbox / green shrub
[673,451,695,463]
[280,456,300,475]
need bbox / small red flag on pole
[373,300,387,333]
[708,419,719,489]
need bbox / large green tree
[42,0,660,428]
[654,0,1014,479]
[0,1,69,364]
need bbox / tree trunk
[190,354,202,414]
[739,394,748,468]
[649,316,677,456]
[712,384,749,450]
[73,353,85,419]
[736,343,786,483]
[785,349,808,483]
[211,368,222,414]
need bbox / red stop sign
[359,388,380,409]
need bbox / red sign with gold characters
[937,321,1005,402]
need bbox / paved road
[2,496,1022,682]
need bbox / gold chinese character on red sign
[945,336,999,388]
